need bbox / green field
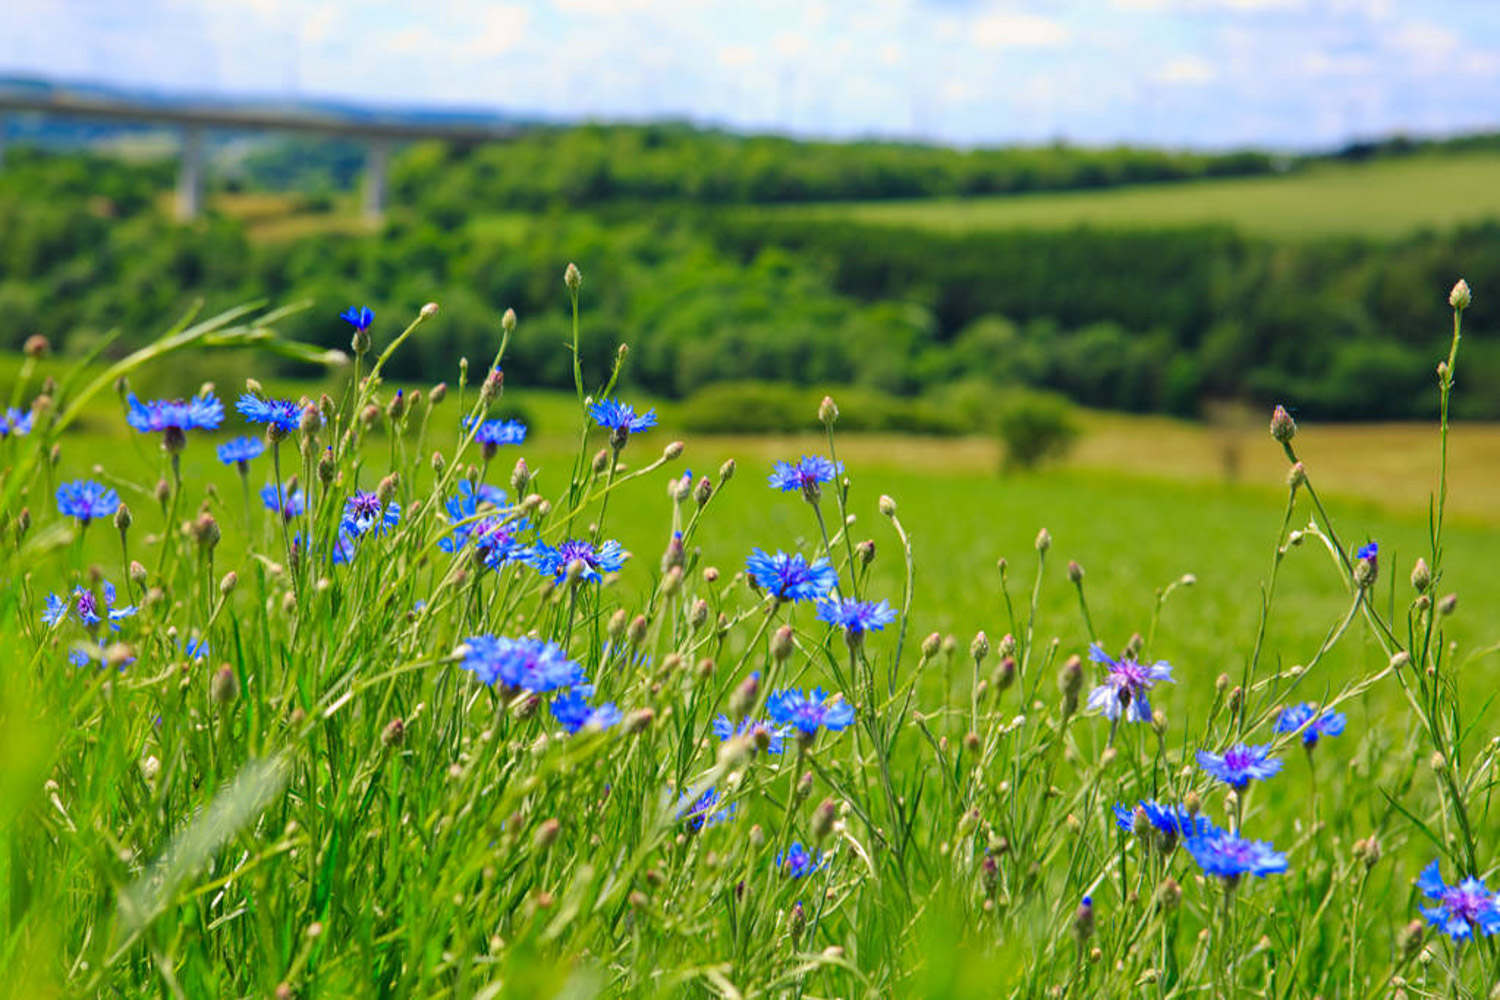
[777,152,1500,238]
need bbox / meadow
[774,152,1500,240]
[1,273,1497,997]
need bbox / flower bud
[1353,834,1380,869]
[563,262,582,294]
[1449,278,1471,311]
[795,771,813,801]
[878,495,896,518]
[1073,897,1095,942]
[729,674,758,717]
[429,381,447,405]
[480,367,503,405]
[1185,791,1201,817]
[624,708,654,734]
[1035,528,1051,553]
[993,656,1016,691]
[1270,405,1296,444]
[1410,558,1430,593]
[129,561,148,587]
[718,458,735,483]
[420,302,439,318]
[663,440,684,461]
[694,476,713,507]
[220,570,238,595]
[377,472,398,506]
[382,717,405,747]
[114,503,132,534]
[501,307,517,334]
[211,665,239,704]
[1157,877,1181,911]
[628,615,648,646]
[771,624,795,662]
[970,630,989,663]
[689,598,710,632]
[818,395,839,426]
[534,818,561,850]
[812,798,838,841]
[192,513,220,551]
[1389,650,1411,671]
[592,448,610,475]
[23,334,49,358]
[1438,593,1458,616]
[1398,919,1424,961]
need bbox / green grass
[773,152,1500,239]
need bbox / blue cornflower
[56,480,120,525]
[0,407,34,437]
[437,481,508,553]
[712,715,789,754]
[1185,829,1288,880]
[1197,743,1283,788]
[217,435,265,468]
[745,549,838,603]
[549,689,623,734]
[778,842,827,878]
[41,581,137,631]
[184,636,210,660]
[291,530,355,566]
[473,517,532,569]
[126,393,224,444]
[464,417,528,454]
[1112,800,1216,843]
[590,398,657,446]
[1086,644,1174,724]
[67,637,135,670]
[236,394,306,435]
[1275,703,1347,747]
[340,305,374,331]
[1416,860,1500,941]
[767,688,855,736]
[261,483,306,520]
[768,455,842,500]
[342,491,400,538]
[458,635,587,693]
[1356,541,1378,562]
[816,596,898,637]
[677,787,735,831]
[532,538,627,583]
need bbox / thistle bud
[921,632,941,659]
[1035,528,1051,553]
[812,798,838,841]
[970,630,990,663]
[771,624,795,661]
[1270,405,1296,444]
[818,395,838,426]
[627,615,648,646]
[386,390,407,422]
[563,262,582,294]
[211,665,239,704]
[192,513,220,551]
[702,566,719,584]
[878,495,896,518]
[1449,278,1472,311]
[480,367,503,405]
[993,656,1016,691]
[694,476,713,507]
[1410,558,1430,593]
[1438,593,1458,616]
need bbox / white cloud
[971,12,1070,49]
[1153,55,1217,84]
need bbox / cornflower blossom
[125,392,223,450]
[236,394,306,435]
[437,482,508,553]
[767,688,855,736]
[590,398,656,447]
[1416,860,1500,941]
[56,480,120,526]
[340,305,374,331]
[677,788,735,831]
[712,715,789,754]
[532,538,627,583]
[1085,644,1174,724]
[261,484,306,520]
[1111,800,1216,845]
[464,417,528,456]
[1274,703,1347,747]
[816,597,897,637]
[342,491,400,538]
[458,635,587,694]
[768,455,842,501]
[745,549,838,603]
[42,581,137,630]
[1197,743,1283,788]
[549,689,623,733]
[217,435,265,470]
[778,842,827,878]
[291,530,355,566]
[1185,829,1288,881]
[0,407,34,437]
[473,518,531,570]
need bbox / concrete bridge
[0,90,520,221]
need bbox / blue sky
[6,0,1500,149]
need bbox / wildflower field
[4,270,1499,998]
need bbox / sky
[5,0,1500,150]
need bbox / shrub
[674,380,966,435]
[995,389,1079,470]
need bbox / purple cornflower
[261,483,306,520]
[1197,743,1283,788]
[816,597,897,637]
[458,635,587,693]
[532,538,627,583]
[677,787,735,831]
[590,398,657,447]
[340,305,374,332]
[438,481,509,553]
[0,407,34,437]
[768,455,842,501]
[1112,800,1217,844]
[1416,860,1500,941]
[1085,644,1174,724]
[1275,703,1347,747]
[549,689,623,733]
[778,842,827,878]
[473,517,532,569]
[464,417,527,457]
[712,715,789,754]
[1186,829,1288,881]
[42,581,137,630]
[342,491,399,538]
[767,688,855,736]
[236,394,306,435]
[56,480,120,525]
[217,435,265,470]
[126,393,223,450]
[745,549,838,603]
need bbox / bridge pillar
[364,138,390,222]
[176,126,205,221]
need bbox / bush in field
[996,389,1079,470]
[3,270,1498,997]
[676,380,965,435]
